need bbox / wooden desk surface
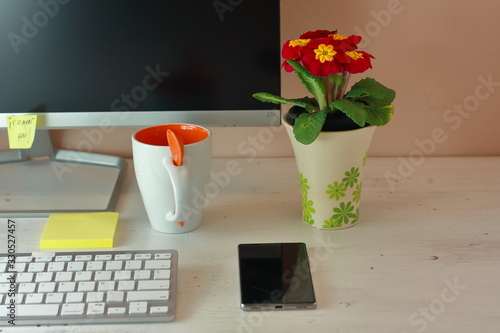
[4,157,500,333]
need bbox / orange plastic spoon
[166,129,184,166]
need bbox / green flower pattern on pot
[299,173,315,225]
[298,156,367,229]
[326,181,347,200]
[342,167,360,188]
[323,166,362,228]
[353,182,362,203]
[331,201,357,225]
[323,165,362,228]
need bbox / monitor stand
[0,129,127,218]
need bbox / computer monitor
[0,0,281,217]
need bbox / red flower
[281,29,373,76]
[300,38,344,77]
[330,33,362,52]
[344,50,374,74]
[282,38,310,60]
[299,29,337,39]
[282,38,311,72]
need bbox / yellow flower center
[346,51,364,60]
[331,33,348,40]
[314,44,336,63]
[289,39,310,47]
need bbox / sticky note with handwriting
[7,114,38,149]
[40,212,119,249]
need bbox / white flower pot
[284,114,376,229]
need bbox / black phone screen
[238,243,317,310]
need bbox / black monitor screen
[0,0,280,115]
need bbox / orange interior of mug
[135,124,209,146]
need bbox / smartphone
[238,242,317,311]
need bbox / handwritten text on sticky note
[7,115,38,149]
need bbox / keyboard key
[66,292,84,303]
[46,292,64,303]
[5,304,60,317]
[75,271,93,282]
[62,303,85,316]
[133,270,151,280]
[87,302,105,315]
[115,254,132,260]
[78,281,96,292]
[25,293,44,304]
[15,293,24,304]
[17,256,33,263]
[95,271,112,281]
[86,261,104,271]
[87,292,104,302]
[98,281,115,291]
[145,260,171,270]
[18,283,36,293]
[8,262,27,272]
[38,282,56,293]
[58,282,76,292]
[75,255,92,261]
[114,270,132,280]
[135,253,151,260]
[35,256,55,262]
[151,306,169,314]
[48,262,66,272]
[0,283,9,293]
[154,269,170,280]
[28,262,46,272]
[118,280,135,291]
[107,291,124,302]
[138,280,170,290]
[17,272,34,283]
[35,272,53,282]
[125,260,142,270]
[95,254,113,261]
[127,290,169,302]
[155,253,172,260]
[129,301,148,314]
[55,271,73,282]
[108,307,126,315]
[67,262,84,271]
[106,261,123,271]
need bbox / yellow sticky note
[40,212,119,249]
[7,114,38,149]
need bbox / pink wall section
[279,0,500,157]
[1,0,500,157]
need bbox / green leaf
[330,99,368,127]
[287,60,327,110]
[252,92,301,106]
[346,77,396,107]
[364,105,394,126]
[292,109,327,145]
[252,93,318,112]
[345,86,384,100]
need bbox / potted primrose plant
[253,29,396,229]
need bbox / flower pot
[284,113,376,229]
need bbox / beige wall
[2,0,500,158]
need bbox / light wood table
[4,157,500,333]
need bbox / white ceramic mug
[132,124,212,233]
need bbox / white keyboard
[0,250,177,326]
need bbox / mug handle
[162,156,190,225]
